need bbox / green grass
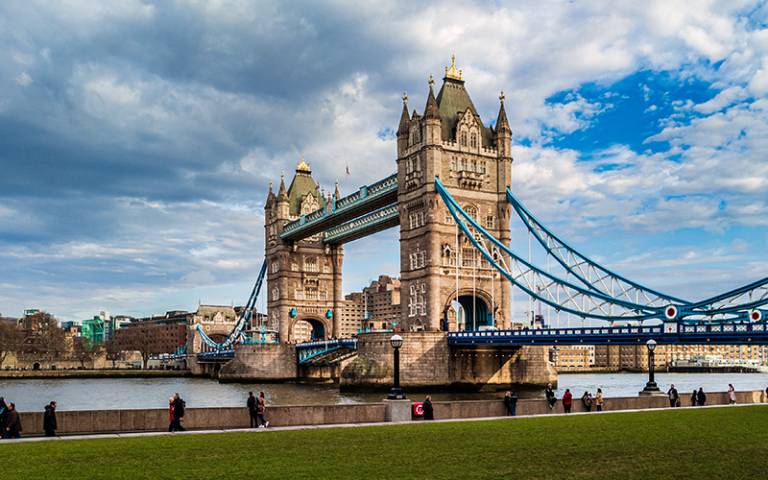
[2,406,768,479]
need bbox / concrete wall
[450,346,557,388]
[14,390,768,436]
[218,343,297,381]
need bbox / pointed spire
[425,75,440,120]
[334,179,341,200]
[496,91,510,133]
[277,174,288,201]
[397,91,410,136]
[266,180,276,207]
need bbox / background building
[341,275,402,337]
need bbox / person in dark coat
[691,390,698,406]
[3,403,21,439]
[503,391,518,416]
[562,389,573,413]
[667,385,679,408]
[43,401,57,437]
[247,391,258,428]
[697,388,707,406]
[0,397,7,435]
[545,383,557,410]
[170,393,186,432]
[423,395,434,420]
[581,391,593,412]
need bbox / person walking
[562,389,573,414]
[247,392,258,428]
[3,403,21,439]
[727,384,736,405]
[691,390,698,406]
[170,393,186,432]
[595,388,604,412]
[256,391,269,428]
[167,396,175,432]
[0,397,7,435]
[43,401,57,437]
[581,391,593,412]
[545,383,557,410]
[667,384,679,408]
[423,395,434,420]
[697,388,707,407]
[503,391,519,416]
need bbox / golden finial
[499,91,505,103]
[428,74,434,87]
[402,91,408,104]
[444,54,462,81]
[296,152,311,173]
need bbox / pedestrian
[545,383,557,410]
[0,397,7,435]
[256,391,269,428]
[423,395,434,420]
[691,390,698,406]
[503,391,518,416]
[43,401,57,437]
[170,393,186,432]
[3,403,21,439]
[667,384,679,408]
[247,391,258,428]
[727,384,736,405]
[595,388,604,412]
[562,389,573,413]
[167,396,175,432]
[697,388,707,406]
[581,391,593,412]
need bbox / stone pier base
[218,344,297,381]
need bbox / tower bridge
[191,57,768,389]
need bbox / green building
[81,316,105,345]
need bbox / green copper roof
[435,78,494,146]
[287,169,325,216]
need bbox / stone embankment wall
[15,390,767,436]
[218,344,297,381]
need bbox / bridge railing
[296,338,358,364]
[196,349,235,361]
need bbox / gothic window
[300,194,319,215]
[485,215,495,229]
[461,158,468,171]
[465,205,478,220]
[442,244,456,266]
[271,261,279,273]
[462,248,476,267]
[460,132,467,146]
[304,256,318,272]
[450,157,457,171]
[479,161,487,174]
[291,262,299,272]
[271,287,279,301]
[408,210,426,229]
[470,159,476,172]
[444,212,454,225]
[470,133,477,148]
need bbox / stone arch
[289,315,329,343]
[442,288,497,332]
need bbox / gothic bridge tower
[264,160,343,343]
[397,57,513,332]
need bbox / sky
[0,0,767,323]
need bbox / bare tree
[104,338,124,369]
[21,312,67,363]
[0,321,23,368]
[72,337,101,368]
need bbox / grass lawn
[2,406,767,479]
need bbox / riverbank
[9,389,767,436]
[0,369,192,380]
[2,406,767,479]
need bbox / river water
[2,373,768,412]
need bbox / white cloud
[15,71,32,86]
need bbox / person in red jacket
[562,389,573,414]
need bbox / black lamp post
[641,339,661,394]
[387,334,406,400]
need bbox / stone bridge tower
[264,160,344,343]
[397,57,512,332]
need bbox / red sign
[412,402,424,417]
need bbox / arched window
[460,132,467,146]
[470,133,477,148]
[465,205,478,220]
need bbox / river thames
[3,372,768,412]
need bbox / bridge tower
[397,57,512,332]
[264,160,344,343]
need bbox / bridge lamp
[640,339,661,395]
[387,334,406,400]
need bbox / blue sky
[0,1,767,323]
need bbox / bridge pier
[218,343,297,382]
[341,332,556,391]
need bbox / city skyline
[1,1,767,321]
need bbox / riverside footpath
[6,389,768,438]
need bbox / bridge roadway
[280,173,398,243]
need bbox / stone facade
[265,160,343,342]
[342,275,402,335]
[396,58,512,333]
[218,343,298,381]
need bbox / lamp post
[387,334,405,400]
[640,339,661,395]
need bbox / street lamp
[387,334,405,400]
[640,339,661,395]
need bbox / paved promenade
[6,402,765,444]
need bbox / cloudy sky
[1,1,766,323]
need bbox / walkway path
[6,402,763,444]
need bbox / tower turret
[424,75,441,145]
[396,93,410,157]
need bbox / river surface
[2,373,768,412]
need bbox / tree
[0,321,23,368]
[104,338,124,368]
[21,312,67,363]
[72,337,101,368]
